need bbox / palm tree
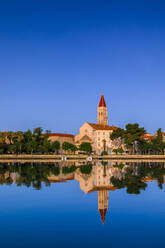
[0,132,6,144]
[6,131,15,145]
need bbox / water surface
[0,161,164,248]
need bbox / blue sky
[0,0,165,134]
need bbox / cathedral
[75,93,120,154]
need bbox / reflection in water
[0,161,165,224]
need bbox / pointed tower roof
[98,93,107,107]
[99,208,107,224]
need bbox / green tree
[79,164,93,174]
[101,151,108,156]
[110,128,125,140]
[79,142,92,154]
[62,142,76,154]
[112,149,118,154]
[137,139,151,154]
[110,123,146,154]
[69,144,77,154]
[150,128,165,154]
[51,141,60,154]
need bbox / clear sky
[1,0,165,134]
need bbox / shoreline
[0,154,165,163]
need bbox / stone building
[74,162,127,224]
[48,133,75,153]
[48,133,75,144]
[75,93,122,154]
[97,93,108,125]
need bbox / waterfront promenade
[0,154,165,163]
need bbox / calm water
[0,161,165,248]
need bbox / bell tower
[97,93,108,125]
[98,190,109,224]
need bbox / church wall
[75,122,95,146]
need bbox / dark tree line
[0,128,60,154]
[110,124,165,155]
[0,127,93,155]
[111,162,165,193]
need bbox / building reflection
[48,161,128,224]
[0,161,165,224]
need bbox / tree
[118,147,124,154]
[62,142,76,154]
[101,151,108,156]
[137,139,151,154]
[124,124,146,154]
[41,140,52,154]
[12,131,24,153]
[6,131,15,145]
[112,148,124,154]
[150,128,165,154]
[69,144,77,154]
[110,123,146,154]
[112,149,119,154]
[0,132,6,145]
[110,128,125,140]
[25,140,37,154]
[79,164,93,174]
[33,127,43,152]
[51,141,60,154]
[79,142,92,154]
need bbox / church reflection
[74,162,127,224]
[0,161,165,224]
[47,161,165,224]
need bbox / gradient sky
[1,0,165,134]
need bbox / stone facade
[48,133,75,144]
[75,94,123,154]
[97,93,108,125]
[48,133,75,153]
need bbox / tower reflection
[0,161,165,224]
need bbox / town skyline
[1,2,165,247]
[1,92,164,136]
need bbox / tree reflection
[0,162,164,192]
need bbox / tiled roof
[42,133,74,138]
[141,133,153,140]
[88,123,118,131]
[98,93,107,107]
[99,209,107,225]
[142,177,153,182]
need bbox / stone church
[75,93,121,154]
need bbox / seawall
[0,154,164,163]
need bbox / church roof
[88,123,118,131]
[42,133,74,138]
[99,209,107,224]
[98,93,107,107]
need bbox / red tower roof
[99,209,107,224]
[98,93,107,107]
